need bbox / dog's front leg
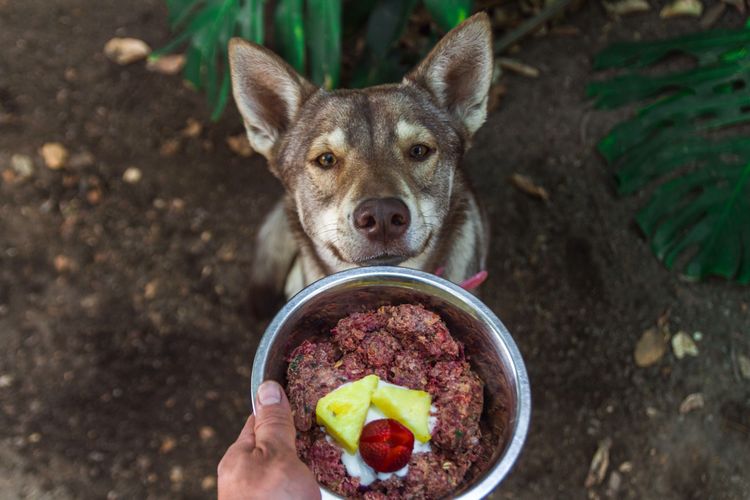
[248,198,299,317]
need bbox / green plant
[153,0,472,119]
[588,21,750,284]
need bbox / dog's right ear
[229,39,316,160]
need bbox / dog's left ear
[404,12,493,140]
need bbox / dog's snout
[353,198,411,242]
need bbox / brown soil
[1,1,748,499]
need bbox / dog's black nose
[353,198,411,242]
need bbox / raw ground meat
[286,304,489,499]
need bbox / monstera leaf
[588,24,750,284]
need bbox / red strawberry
[359,418,414,473]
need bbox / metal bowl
[251,266,531,499]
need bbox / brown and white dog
[228,12,493,314]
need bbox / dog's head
[229,13,492,267]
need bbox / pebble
[159,436,176,454]
[104,37,151,65]
[40,142,68,169]
[11,153,35,178]
[201,475,217,491]
[169,466,184,484]
[0,374,13,388]
[199,426,215,441]
[181,118,202,138]
[672,331,699,359]
[144,280,158,300]
[146,54,186,75]
[634,327,669,367]
[584,438,611,488]
[28,432,42,443]
[122,166,142,184]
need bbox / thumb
[254,380,297,453]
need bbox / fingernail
[258,381,282,406]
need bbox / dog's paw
[244,282,285,320]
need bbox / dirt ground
[1,1,749,499]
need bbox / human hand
[218,381,320,500]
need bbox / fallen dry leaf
[584,438,612,488]
[226,134,254,157]
[679,393,704,414]
[40,142,68,170]
[496,57,540,78]
[181,118,202,138]
[660,0,703,17]
[510,173,549,201]
[104,37,152,65]
[603,0,651,16]
[634,327,669,367]
[146,54,186,75]
[671,331,699,359]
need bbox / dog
[228,12,493,315]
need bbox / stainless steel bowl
[251,266,531,499]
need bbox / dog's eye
[409,144,431,161]
[316,152,337,168]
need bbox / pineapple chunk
[315,374,379,453]
[371,383,432,443]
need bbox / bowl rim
[251,266,531,500]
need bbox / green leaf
[423,0,472,32]
[366,0,418,59]
[306,0,341,89]
[591,26,750,284]
[275,0,306,72]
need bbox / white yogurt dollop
[335,388,438,486]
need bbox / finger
[236,414,256,448]
[254,380,297,453]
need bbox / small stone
[201,475,216,491]
[159,436,176,454]
[607,471,622,494]
[199,426,216,441]
[679,393,705,414]
[122,167,142,184]
[645,407,659,418]
[104,37,151,65]
[170,198,185,212]
[53,255,75,272]
[226,134,254,157]
[40,142,69,169]
[660,0,703,17]
[634,327,669,367]
[159,138,181,157]
[28,432,42,443]
[181,118,202,138]
[86,189,102,205]
[146,54,186,75]
[692,331,703,341]
[672,331,699,359]
[144,280,158,300]
[169,466,184,483]
[0,374,13,388]
[11,154,35,178]
[217,244,236,262]
[737,354,750,380]
[618,461,633,473]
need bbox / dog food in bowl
[286,304,495,499]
